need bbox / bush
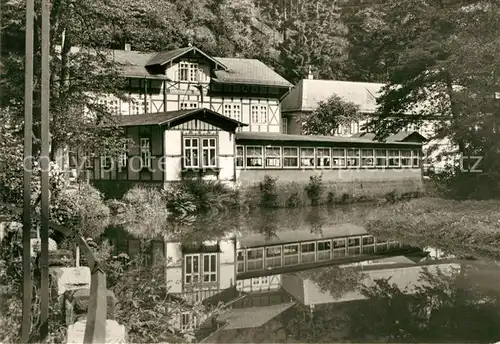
[327,192,335,205]
[305,174,323,206]
[173,179,239,213]
[286,192,302,208]
[259,176,279,208]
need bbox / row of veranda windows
[236,146,421,168]
[97,138,151,170]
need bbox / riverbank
[364,197,500,261]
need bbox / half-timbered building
[72,45,425,197]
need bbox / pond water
[182,204,500,343]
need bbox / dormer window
[179,62,199,82]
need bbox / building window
[332,149,346,167]
[184,253,217,285]
[283,147,299,167]
[300,148,315,168]
[181,312,196,330]
[347,149,360,167]
[180,102,198,110]
[183,137,199,168]
[376,149,387,167]
[184,254,200,284]
[412,150,421,167]
[361,149,375,167]
[265,146,281,167]
[388,149,400,167]
[236,146,244,167]
[100,154,112,170]
[282,117,288,134]
[246,146,263,167]
[202,138,217,168]
[140,138,151,169]
[251,106,259,124]
[179,62,198,82]
[223,104,231,117]
[82,150,92,169]
[401,150,412,167]
[203,254,217,283]
[316,148,331,168]
[119,143,128,168]
[233,104,241,122]
[259,106,268,124]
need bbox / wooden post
[21,0,35,340]
[39,0,51,340]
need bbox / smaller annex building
[82,107,426,198]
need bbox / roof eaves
[146,47,228,70]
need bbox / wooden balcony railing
[1,201,107,343]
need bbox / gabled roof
[145,46,228,70]
[107,45,291,87]
[281,79,386,113]
[235,132,423,146]
[213,58,293,88]
[281,79,430,115]
[351,131,427,143]
[114,108,247,131]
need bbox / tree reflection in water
[283,262,500,343]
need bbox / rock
[66,319,127,344]
[49,249,75,267]
[31,237,58,257]
[49,267,91,296]
[64,288,117,324]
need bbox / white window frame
[317,240,332,261]
[181,312,198,331]
[284,243,299,266]
[118,143,128,168]
[246,248,264,271]
[202,253,217,283]
[388,149,401,167]
[265,146,281,168]
[184,254,200,285]
[259,105,268,124]
[82,150,92,169]
[283,147,299,168]
[223,104,232,117]
[251,105,259,124]
[201,137,217,168]
[246,146,263,168]
[401,149,412,167]
[346,148,360,168]
[361,148,375,167]
[332,148,346,168]
[183,137,200,168]
[375,149,387,167]
[316,148,331,168]
[412,150,421,167]
[233,104,241,122]
[236,145,245,168]
[139,138,151,169]
[300,147,315,168]
[179,62,199,82]
[100,154,112,170]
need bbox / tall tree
[274,0,349,83]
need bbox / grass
[365,197,500,260]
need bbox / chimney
[307,65,314,80]
[124,43,131,51]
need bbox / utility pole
[21,0,35,341]
[40,0,51,341]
